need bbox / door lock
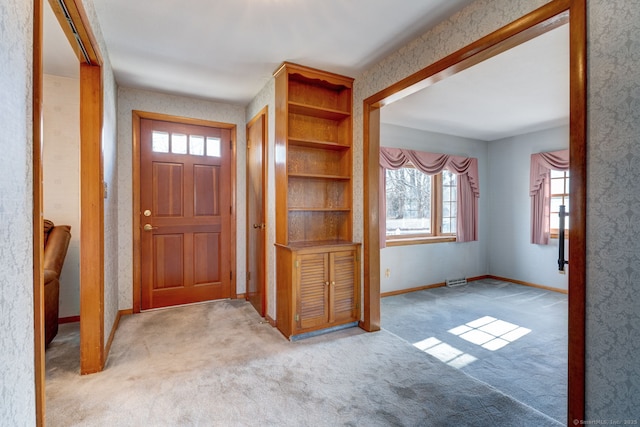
[252,223,266,229]
[143,209,152,217]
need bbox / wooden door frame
[362,0,586,423]
[132,111,238,313]
[245,107,269,316]
[33,0,105,423]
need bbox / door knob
[143,224,158,231]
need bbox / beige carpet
[46,300,560,426]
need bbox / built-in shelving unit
[274,62,360,339]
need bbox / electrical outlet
[385,268,391,278]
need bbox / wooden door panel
[152,234,184,289]
[297,253,329,329]
[331,250,357,323]
[153,162,184,217]
[193,232,220,284]
[193,165,220,216]
[140,118,231,310]
[246,113,266,316]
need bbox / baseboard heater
[446,277,467,287]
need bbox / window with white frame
[385,165,456,239]
[550,169,569,237]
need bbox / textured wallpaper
[586,1,640,418]
[116,87,247,310]
[43,74,81,318]
[246,79,277,320]
[0,0,36,425]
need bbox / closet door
[329,249,359,324]
[296,252,329,330]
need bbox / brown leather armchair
[43,220,71,347]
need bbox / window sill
[385,236,456,247]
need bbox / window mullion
[433,173,442,236]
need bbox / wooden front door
[140,118,232,309]
[246,113,267,316]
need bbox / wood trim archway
[362,0,586,423]
[33,0,105,423]
[131,111,238,313]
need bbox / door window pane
[152,131,169,153]
[206,137,221,157]
[172,133,187,154]
[190,135,205,156]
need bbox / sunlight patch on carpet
[413,337,478,368]
[448,316,531,351]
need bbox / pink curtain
[379,147,479,248]
[530,149,569,245]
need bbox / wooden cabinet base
[275,242,360,340]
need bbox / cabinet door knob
[331,281,336,286]
[325,281,330,286]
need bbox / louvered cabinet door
[329,249,359,324]
[296,252,330,330]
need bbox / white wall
[487,126,569,290]
[377,124,570,293]
[43,74,81,317]
[379,124,489,293]
[116,87,247,310]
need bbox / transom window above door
[152,130,221,157]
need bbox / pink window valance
[379,147,480,248]
[530,149,569,245]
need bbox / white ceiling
[43,0,79,79]
[89,0,475,104]
[43,0,569,141]
[381,23,570,141]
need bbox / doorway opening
[362,1,586,423]
[34,0,105,423]
[377,16,570,422]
